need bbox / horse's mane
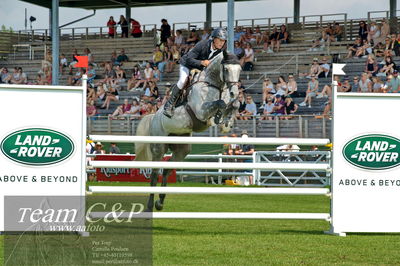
[221,51,240,65]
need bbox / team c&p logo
[0,128,75,166]
[342,134,400,170]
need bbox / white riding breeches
[177,65,190,89]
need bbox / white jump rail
[89,212,330,220]
[89,135,331,146]
[88,186,330,195]
[90,161,331,171]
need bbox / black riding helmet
[211,27,228,41]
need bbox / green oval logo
[0,128,75,166]
[342,134,400,170]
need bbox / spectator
[34,73,45,85]
[240,28,256,45]
[152,46,163,66]
[372,76,384,93]
[170,45,181,72]
[68,48,79,74]
[379,56,396,75]
[160,19,171,45]
[300,58,320,78]
[321,23,334,44]
[388,34,400,56]
[323,98,332,117]
[333,22,343,42]
[129,18,143,38]
[129,98,141,119]
[118,15,128,38]
[159,46,172,73]
[200,28,210,41]
[236,93,247,120]
[0,67,10,83]
[110,98,131,118]
[107,16,116,38]
[276,24,289,52]
[352,76,360,92]
[161,83,172,105]
[318,57,330,78]
[240,42,254,68]
[234,41,244,59]
[102,63,116,88]
[261,97,274,120]
[68,68,85,86]
[84,48,95,66]
[269,26,279,53]
[262,78,275,104]
[234,26,245,42]
[100,85,119,110]
[346,38,363,59]
[225,134,239,155]
[376,19,390,45]
[114,65,126,87]
[317,84,331,98]
[116,49,129,64]
[284,96,298,119]
[242,95,257,120]
[59,53,68,75]
[358,21,368,41]
[87,64,96,86]
[358,72,372,93]
[340,78,352,92]
[374,42,385,57]
[261,30,271,52]
[365,54,378,77]
[142,81,159,101]
[87,100,97,117]
[109,143,121,154]
[87,83,97,102]
[271,94,285,118]
[110,50,118,66]
[276,76,287,96]
[308,38,323,52]
[132,62,153,90]
[96,82,106,103]
[299,74,319,108]
[152,65,161,83]
[184,29,199,53]
[93,142,106,155]
[368,21,381,45]
[387,70,400,92]
[127,65,141,91]
[174,30,185,48]
[254,26,263,45]
[286,74,298,97]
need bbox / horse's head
[221,51,241,99]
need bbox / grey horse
[135,51,241,212]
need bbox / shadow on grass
[278,229,327,235]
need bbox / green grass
[2,182,400,265]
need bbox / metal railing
[367,10,400,20]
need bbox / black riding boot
[163,84,182,118]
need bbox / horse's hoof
[155,200,164,211]
[144,208,153,213]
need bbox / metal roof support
[390,0,397,18]
[126,1,131,33]
[51,0,59,85]
[59,10,96,28]
[227,0,234,53]
[206,0,212,29]
[294,0,300,24]
[390,0,398,33]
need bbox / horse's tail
[135,114,155,161]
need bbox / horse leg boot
[163,84,182,118]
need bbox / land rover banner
[0,83,86,232]
[332,92,400,234]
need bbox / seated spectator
[269,26,279,53]
[300,58,320,78]
[152,65,161,82]
[321,23,334,44]
[152,46,163,66]
[109,143,121,154]
[323,98,332,117]
[242,95,257,120]
[96,82,106,103]
[240,28,256,45]
[254,26,263,45]
[365,54,378,77]
[346,38,363,59]
[116,49,129,65]
[44,67,52,85]
[308,38,323,52]
[68,48,79,74]
[371,76,384,93]
[157,46,171,74]
[129,98,141,119]
[110,50,119,66]
[284,96,298,119]
[59,53,68,75]
[276,24,289,52]
[317,84,331,98]
[93,142,106,154]
[374,42,385,57]
[171,45,181,71]
[100,85,119,110]
[132,62,153,90]
[387,71,400,92]
[379,56,396,76]
[129,18,143,38]
[107,16,116,38]
[110,98,132,118]
[261,30,271,52]
[236,93,247,120]
[358,21,368,42]
[0,67,10,83]
[271,94,285,117]
[184,29,199,53]
[318,57,330,78]
[200,28,210,41]
[355,41,373,58]
[358,73,372,93]
[388,34,400,56]
[84,48,95,66]
[276,76,287,96]
[10,67,27,84]
[261,97,275,120]
[238,80,246,94]
[240,42,254,68]
[68,68,85,86]
[368,21,381,45]
[299,75,319,108]
[286,75,298,97]
[127,65,141,90]
[262,78,275,104]
[142,81,159,101]
[234,41,244,59]
[163,46,174,73]
[340,78,352,92]
[376,19,390,45]
[87,100,97,117]
[102,63,116,88]
[234,26,245,42]
[333,22,343,42]
[352,76,360,92]
[34,73,46,85]
[87,84,97,102]
[174,30,185,49]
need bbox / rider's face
[213,38,226,49]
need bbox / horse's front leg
[146,143,166,212]
[196,100,226,121]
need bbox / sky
[0,0,396,31]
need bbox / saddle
[176,69,202,107]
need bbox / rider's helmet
[211,28,228,41]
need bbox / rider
[163,27,228,118]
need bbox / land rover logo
[0,128,74,166]
[342,134,400,170]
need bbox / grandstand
[1,11,398,138]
